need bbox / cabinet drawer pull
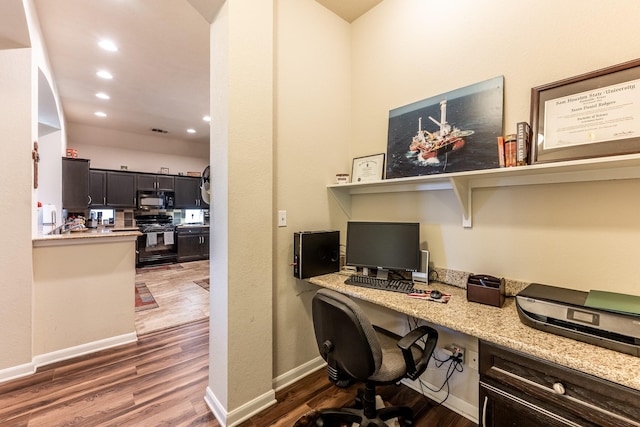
[482,395,488,427]
[553,382,566,395]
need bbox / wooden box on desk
[466,275,505,307]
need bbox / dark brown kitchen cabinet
[62,158,90,209]
[177,226,209,262]
[174,176,208,208]
[479,340,640,427]
[89,170,106,207]
[137,174,174,191]
[105,171,136,207]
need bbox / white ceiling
[33,0,211,144]
[31,0,380,148]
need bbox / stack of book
[497,122,531,167]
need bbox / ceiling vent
[151,128,169,134]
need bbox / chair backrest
[312,289,382,380]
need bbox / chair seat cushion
[368,327,423,383]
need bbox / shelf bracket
[449,177,472,228]
[328,187,352,218]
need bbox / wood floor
[0,261,476,426]
[0,319,476,426]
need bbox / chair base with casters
[312,288,439,427]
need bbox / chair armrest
[397,325,438,380]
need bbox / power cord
[406,316,464,406]
[419,355,463,405]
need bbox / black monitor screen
[346,221,420,272]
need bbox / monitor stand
[376,269,389,280]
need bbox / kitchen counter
[308,272,640,392]
[32,227,140,364]
[33,227,141,246]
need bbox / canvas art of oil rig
[408,99,474,165]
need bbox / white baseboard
[32,332,138,369]
[202,357,325,427]
[204,386,276,427]
[0,361,36,384]
[0,332,138,385]
[273,356,325,391]
[401,377,478,424]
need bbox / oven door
[137,229,177,266]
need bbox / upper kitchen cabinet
[174,176,208,208]
[89,170,106,207]
[106,171,137,207]
[137,174,175,191]
[62,158,90,210]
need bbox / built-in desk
[307,273,640,392]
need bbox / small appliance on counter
[40,204,58,234]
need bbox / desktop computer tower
[293,230,340,279]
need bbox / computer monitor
[345,221,421,279]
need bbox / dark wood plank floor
[0,319,476,427]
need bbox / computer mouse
[430,290,442,299]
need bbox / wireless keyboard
[344,275,418,294]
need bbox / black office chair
[311,288,438,427]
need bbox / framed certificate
[531,58,640,163]
[352,153,385,183]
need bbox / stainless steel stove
[135,214,177,267]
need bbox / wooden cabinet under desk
[479,340,640,427]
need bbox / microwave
[138,191,175,210]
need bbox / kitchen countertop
[308,272,640,392]
[33,227,141,246]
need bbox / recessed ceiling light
[96,92,110,100]
[98,39,118,52]
[95,111,107,117]
[187,128,196,134]
[203,115,211,122]
[96,70,113,79]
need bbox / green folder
[584,290,640,315]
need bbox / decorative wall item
[386,76,504,178]
[351,153,385,183]
[531,58,640,164]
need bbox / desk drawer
[479,341,640,427]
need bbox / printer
[516,283,640,356]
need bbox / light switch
[278,210,287,227]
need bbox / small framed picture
[352,153,385,183]
[160,167,170,174]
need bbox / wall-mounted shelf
[328,153,640,227]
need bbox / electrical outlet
[467,350,479,371]
[445,343,465,364]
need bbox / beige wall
[32,239,136,357]
[69,122,209,174]
[273,0,351,381]
[0,47,34,374]
[206,0,275,422]
[348,0,640,295]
